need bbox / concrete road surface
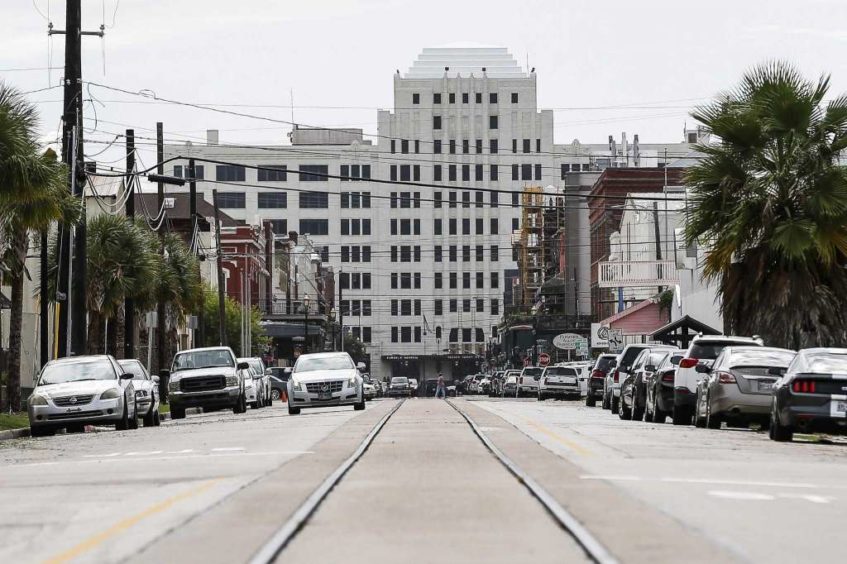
[1,396,844,563]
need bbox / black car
[586,354,617,407]
[770,348,847,441]
[388,376,412,398]
[645,351,684,423]
[620,347,677,421]
[267,367,290,401]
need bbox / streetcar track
[446,399,619,564]
[248,399,405,564]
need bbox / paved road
[1,396,845,563]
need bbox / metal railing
[598,260,679,288]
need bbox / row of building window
[434,217,511,236]
[389,326,488,344]
[339,300,372,317]
[390,137,542,155]
[339,272,372,290]
[389,191,421,208]
[349,326,372,343]
[433,271,499,290]
[391,246,421,262]
[561,163,591,177]
[389,218,422,236]
[434,245,499,263]
[340,191,371,208]
[391,299,422,316]
[433,115,498,130]
[389,272,422,290]
[340,245,371,263]
[413,92,518,105]
[433,298,499,316]
[340,218,371,236]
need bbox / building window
[400,166,411,182]
[490,190,498,207]
[490,218,499,234]
[434,218,442,235]
[413,166,420,182]
[476,139,482,154]
[415,140,420,154]
[298,219,328,235]
[269,219,287,235]
[448,165,457,182]
[390,192,398,208]
[257,165,287,182]
[462,218,470,235]
[491,272,499,288]
[449,218,457,235]
[462,92,469,104]
[512,139,518,154]
[449,140,456,154]
[490,165,498,181]
[414,272,421,289]
[434,245,442,262]
[512,217,520,231]
[401,327,411,343]
[489,115,498,129]
[475,218,484,235]
[215,165,246,182]
[391,140,396,154]
[401,139,409,154]
[299,191,328,208]
[390,218,397,235]
[476,272,484,289]
[400,219,411,235]
[414,300,422,315]
[434,300,443,316]
[512,191,520,207]
[413,219,421,235]
[434,140,442,154]
[299,164,329,182]
[434,192,442,208]
[536,139,541,153]
[512,164,519,180]
[341,219,350,236]
[434,272,443,289]
[513,246,519,262]
[433,116,442,129]
[433,93,441,104]
[475,244,484,261]
[401,300,411,316]
[448,191,457,208]
[475,165,483,182]
[462,165,470,182]
[391,327,398,343]
[412,93,420,104]
[449,272,457,289]
[414,327,422,342]
[217,192,245,208]
[535,164,542,180]
[523,139,531,154]
[491,299,499,315]
[511,92,519,104]
[257,192,287,208]
[490,92,498,104]
[362,327,372,343]
[390,166,397,182]
[475,92,482,104]
[434,165,442,182]
[463,327,472,342]
[476,297,484,312]
[449,299,457,313]
[490,139,498,154]
[449,245,457,262]
[561,164,569,178]
[462,192,470,209]
[449,92,457,104]
[463,300,471,314]
[490,245,499,261]
[462,245,471,262]
[521,164,532,180]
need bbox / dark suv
[587,354,617,407]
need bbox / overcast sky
[4,0,847,166]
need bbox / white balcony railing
[598,260,679,288]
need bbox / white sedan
[286,352,366,415]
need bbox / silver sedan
[28,355,139,436]
[118,358,161,427]
[694,346,795,429]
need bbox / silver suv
[166,347,249,419]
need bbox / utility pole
[156,123,166,374]
[39,231,48,366]
[338,268,344,352]
[189,159,204,348]
[212,189,227,346]
[653,201,663,295]
[124,129,136,359]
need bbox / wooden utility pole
[124,129,136,359]
[212,189,227,346]
[189,159,204,348]
[155,123,167,373]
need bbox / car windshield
[118,360,147,381]
[545,367,577,376]
[39,358,116,385]
[595,356,616,371]
[649,352,669,366]
[729,350,795,368]
[173,349,234,372]
[295,355,354,373]
[806,353,847,374]
[392,377,408,384]
[690,341,758,360]
[620,347,648,366]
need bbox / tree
[0,84,78,411]
[685,62,847,349]
[200,289,268,357]
[343,333,367,361]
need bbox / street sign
[538,353,551,366]
[607,329,624,352]
[591,323,607,348]
[553,333,581,350]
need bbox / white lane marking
[778,493,834,504]
[4,450,315,469]
[211,447,245,452]
[709,490,775,501]
[83,452,121,458]
[579,475,642,481]
[165,449,195,454]
[125,450,163,456]
[661,477,818,489]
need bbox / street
[2,397,845,563]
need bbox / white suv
[518,366,544,396]
[672,335,763,425]
[538,365,581,400]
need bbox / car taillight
[679,358,699,369]
[792,380,816,393]
[716,371,736,384]
[662,372,675,382]
[591,370,605,379]
[613,370,620,383]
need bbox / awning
[382,353,480,361]
[261,322,324,339]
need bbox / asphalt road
[1,396,844,563]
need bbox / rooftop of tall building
[404,44,528,79]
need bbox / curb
[0,428,31,441]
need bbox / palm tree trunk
[7,228,28,412]
[114,308,125,360]
[87,312,103,354]
[106,315,117,357]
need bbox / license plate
[562,377,577,384]
[832,400,847,417]
[318,391,333,400]
[758,381,773,392]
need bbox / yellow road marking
[521,417,594,457]
[44,479,221,564]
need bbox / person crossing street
[435,373,446,399]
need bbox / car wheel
[30,426,55,437]
[143,404,157,427]
[271,389,281,401]
[266,390,273,406]
[586,395,596,407]
[235,393,247,414]
[115,402,130,431]
[706,399,722,429]
[769,402,793,442]
[66,423,85,433]
[672,405,692,426]
[693,392,705,428]
[288,405,301,415]
[128,401,140,430]
[618,397,631,420]
[632,405,644,421]
[354,395,366,411]
[602,391,610,410]
[153,408,161,426]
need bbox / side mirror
[767,366,786,376]
[152,375,160,384]
[265,368,273,376]
[284,367,293,375]
[357,362,366,371]
[695,364,710,374]
[120,373,134,380]
[237,361,250,370]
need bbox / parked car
[673,335,763,425]
[118,358,161,427]
[620,346,677,421]
[286,352,365,415]
[645,350,685,423]
[28,355,139,436]
[606,345,653,414]
[239,357,269,409]
[388,376,412,398]
[502,372,520,397]
[363,380,377,401]
[694,346,795,429]
[587,354,617,407]
[518,366,544,397]
[166,347,249,418]
[479,375,492,395]
[538,365,581,400]
[267,367,289,401]
[769,348,847,441]
[409,378,419,397]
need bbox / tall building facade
[163,46,697,383]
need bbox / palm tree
[685,62,847,349]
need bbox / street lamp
[303,294,311,354]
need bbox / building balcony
[257,299,328,322]
[598,260,679,288]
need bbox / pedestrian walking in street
[435,372,446,399]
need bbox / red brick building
[588,168,685,321]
